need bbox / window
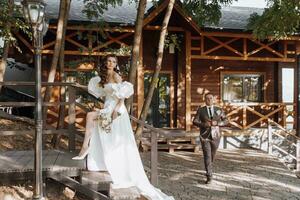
[221,73,263,102]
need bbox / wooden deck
[0,150,85,181]
[0,150,147,199]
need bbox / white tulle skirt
[87,108,174,200]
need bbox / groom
[193,93,228,184]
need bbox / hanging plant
[164,33,182,52]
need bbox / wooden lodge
[6,0,300,133]
[1,1,300,197]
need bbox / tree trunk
[52,0,72,147]
[135,0,175,138]
[0,0,13,91]
[0,43,10,91]
[42,0,69,122]
[125,0,147,111]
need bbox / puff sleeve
[88,76,105,98]
[111,81,134,99]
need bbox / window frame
[220,71,266,103]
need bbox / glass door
[144,73,171,128]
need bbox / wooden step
[49,174,109,199]
[142,142,200,153]
[110,186,142,200]
[80,171,112,196]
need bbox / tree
[0,0,29,90]
[182,0,235,26]
[247,0,300,40]
[42,0,71,122]
[135,0,175,138]
[125,0,147,111]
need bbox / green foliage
[164,33,183,51]
[0,0,30,49]
[105,44,132,56]
[83,0,125,20]
[247,0,300,40]
[182,0,235,26]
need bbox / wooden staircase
[141,129,200,153]
[50,170,146,200]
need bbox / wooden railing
[0,81,159,186]
[192,102,295,130]
[267,119,300,173]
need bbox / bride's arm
[112,73,124,119]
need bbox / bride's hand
[112,110,119,120]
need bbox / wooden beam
[107,35,129,47]
[191,55,296,62]
[14,32,33,52]
[143,0,169,26]
[250,39,284,58]
[65,37,88,51]
[92,32,132,51]
[201,31,300,41]
[247,41,276,57]
[41,50,130,56]
[201,35,204,55]
[173,3,202,34]
[44,31,78,50]
[204,37,240,56]
[191,47,201,51]
[144,25,184,32]
[243,38,247,59]
[284,40,287,58]
[185,31,192,131]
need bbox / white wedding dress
[86,76,174,200]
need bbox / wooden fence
[191,102,295,130]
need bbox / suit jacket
[193,105,228,140]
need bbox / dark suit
[193,105,227,178]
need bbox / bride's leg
[78,111,98,156]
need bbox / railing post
[283,104,287,128]
[68,86,76,152]
[297,139,300,176]
[150,131,158,186]
[242,105,247,129]
[267,119,273,154]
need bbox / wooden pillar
[137,37,144,117]
[296,42,300,173]
[185,31,191,131]
[68,86,76,152]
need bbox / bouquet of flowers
[95,112,112,133]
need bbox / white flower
[96,113,112,133]
[216,110,222,115]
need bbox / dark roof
[206,6,264,30]
[45,0,153,25]
[43,0,263,30]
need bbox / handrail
[268,120,300,140]
[267,119,299,169]
[0,81,74,86]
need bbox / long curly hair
[97,54,120,87]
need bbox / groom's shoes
[205,176,212,184]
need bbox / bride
[72,55,174,200]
